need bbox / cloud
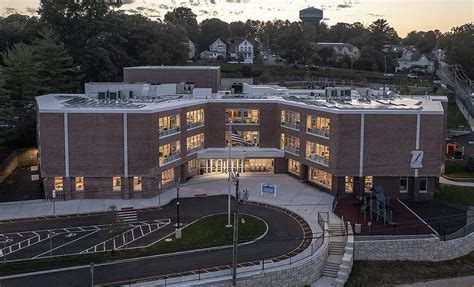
[337,4,352,9]
[367,13,385,17]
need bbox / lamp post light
[175,177,182,239]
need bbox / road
[0,195,311,287]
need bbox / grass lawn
[0,214,266,276]
[444,160,474,178]
[447,100,469,129]
[436,184,474,209]
[346,252,474,287]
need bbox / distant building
[312,42,361,62]
[395,49,434,73]
[237,39,255,64]
[299,7,323,25]
[187,39,196,60]
[200,39,227,60]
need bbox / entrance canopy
[197,147,284,159]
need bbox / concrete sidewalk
[0,174,336,226]
[440,176,474,187]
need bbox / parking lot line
[33,229,101,259]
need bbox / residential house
[188,39,196,60]
[200,39,227,60]
[311,42,361,62]
[237,39,255,64]
[395,49,434,73]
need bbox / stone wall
[203,242,329,287]
[354,232,474,261]
[0,148,38,183]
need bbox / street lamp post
[231,174,240,287]
[175,177,182,239]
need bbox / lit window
[364,176,373,193]
[161,168,174,184]
[158,114,180,137]
[281,110,300,130]
[400,177,408,193]
[308,167,332,188]
[345,176,353,193]
[75,177,84,191]
[187,133,205,154]
[133,176,142,191]
[188,159,198,171]
[225,109,259,124]
[187,109,204,129]
[113,176,121,191]
[159,141,181,165]
[54,177,63,191]
[280,133,300,155]
[307,115,330,137]
[306,141,330,166]
[419,177,427,193]
[288,159,300,175]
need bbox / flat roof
[124,66,220,70]
[36,92,447,115]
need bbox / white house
[188,39,196,60]
[237,39,254,64]
[200,39,227,60]
[395,49,434,73]
[312,42,361,62]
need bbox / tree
[199,18,231,52]
[0,67,12,125]
[107,205,126,251]
[33,28,80,94]
[0,14,39,56]
[441,23,473,78]
[230,21,247,38]
[368,19,399,49]
[164,7,199,41]
[1,42,41,109]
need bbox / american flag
[227,126,246,145]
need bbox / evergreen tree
[1,42,41,109]
[33,28,80,94]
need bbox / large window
[242,131,259,146]
[225,109,259,124]
[161,168,174,184]
[188,158,198,172]
[159,114,180,137]
[364,176,373,193]
[280,133,300,155]
[288,159,300,175]
[400,177,408,193]
[133,176,142,191]
[187,133,205,154]
[345,176,353,193]
[159,141,181,165]
[75,177,84,191]
[306,141,330,166]
[187,109,204,129]
[281,110,300,130]
[309,167,332,188]
[307,115,330,137]
[54,177,63,191]
[113,176,121,191]
[419,177,427,193]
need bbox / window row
[158,109,205,138]
[54,176,143,192]
[187,133,205,154]
[225,109,259,124]
[281,110,300,130]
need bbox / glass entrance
[200,158,273,174]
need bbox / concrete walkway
[397,275,474,287]
[440,176,474,187]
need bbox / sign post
[90,262,94,287]
[260,183,277,198]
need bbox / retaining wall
[354,232,474,261]
[0,148,38,183]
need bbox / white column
[64,113,69,178]
[359,113,365,177]
[415,113,421,177]
[124,113,128,177]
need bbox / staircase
[322,222,346,278]
[118,208,138,223]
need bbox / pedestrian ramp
[80,219,171,253]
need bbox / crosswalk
[118,208,138,223]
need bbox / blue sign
[261,184,276,193]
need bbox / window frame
[400,176,408,193]
[419,177,428,193]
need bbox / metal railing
[160,153,180,165]
[307,128,330,138]
[159,127,180,137]
[187,122,204,130]
[283,146,299,155]
[187,146,203,155]
[306,155,329,166]
[281,122,300,130]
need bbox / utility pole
[50,189,56,257]
[175,177,182,239]
[231,174,240,286]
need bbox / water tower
[299,7,323,25]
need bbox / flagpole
[226,123,232,228]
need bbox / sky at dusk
[1,0,472,36]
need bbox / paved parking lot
[0,219,171,261]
